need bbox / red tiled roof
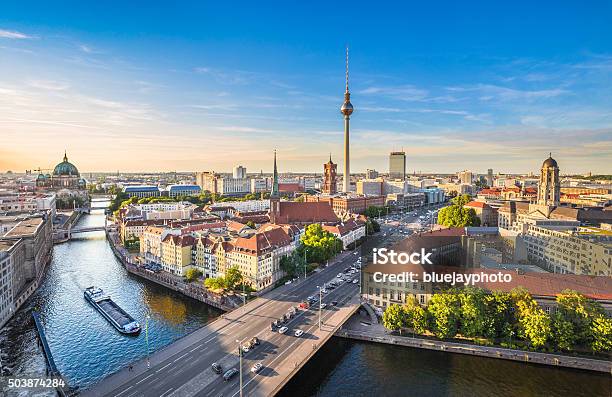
[278,183,304,192]
[234,225,292,255]
[465,201,487,209]
[273,201,339,224]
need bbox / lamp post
[303,248,307,279]
[317,285,322,329]
[145,314,151,368]
[236,339,244,397]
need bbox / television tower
[340,47,354,193]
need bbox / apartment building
[523,225,611,276]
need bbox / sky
[1,2,611,174]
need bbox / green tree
[556,290,605,347]
[458,288,489,338]
[280,251,305,278]
[451,194,472,206]
[427,291,461,339]
[245,220,256,229]
[204,277,226,291]
[512,288,551,348]
[404,295,428,334]
[224,266,243,290]
[552,312,576,351]
[590,316,612,353]
[437,205,480,227]
[300,224,343,263]
[382,304,407,334]
[184,268,202,282]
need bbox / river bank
[336,325,611,374]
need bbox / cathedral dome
[53,152,80,176]
[542,155,558,168]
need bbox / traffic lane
[119,262,361,396]
[194,282,360,397]
[240,285,360,397]
[105,254,357,395]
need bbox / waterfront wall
[335,329,612,374]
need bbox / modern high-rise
[233,165,247,179]
[366,169,379,179]
[322,155,337,194]
[340,48,354,193]
[458,170,474,184]
[487,169,494,187]
[389,151,406,180]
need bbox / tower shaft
[343,115,350,192]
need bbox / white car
[242,345,250,353]
[294,329,304,337]
[352,279,358,284]
[278,326,288,334]
[251,363,263,373]
[337,273,343,278]
[321,289,328,294]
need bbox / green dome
[53,151,80,176]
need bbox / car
[278,326,288,334]
[212,362,222,374]
[251,336,260,346]
[251,363,263,373]
[270,322,276,331]
[321,289,328,294]
[223,368,239,381]
[331,300,338,306]
[284,280,292,285]
[353,279,358,284]
[299,301,310,309]
[337,273,343,278]
[242,345,250,353]
[319,303,327,309]
[294,329,304,337]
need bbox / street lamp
[316,285,322,329]
[145,314,151,368]
[236,339,244,397]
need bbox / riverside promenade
[336,314,612,374]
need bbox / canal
[0,206,222,395]
[1,206,610,396]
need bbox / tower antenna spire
[345,46,349,93]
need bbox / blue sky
[1,2,611,174]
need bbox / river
[0,206,222,395]
[1,206,610,397]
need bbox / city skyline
[1,2,612,174]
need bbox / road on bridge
[83,251,362,397]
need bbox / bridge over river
[82,251,362,397]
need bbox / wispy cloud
[360,85,429,101]
[27,79,70,91]
[0,29,33,39]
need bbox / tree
[555,290,604,348]
[364,205,388,218]
[404,295,428,334]
[300,224,343,263]
[512,288,551,348]
[224,266,243,290]
[552,312,576,351]
[184,268,202,282]
[427,291,461,339]
[366,219,381,234]
[245,221,256,229]
[437,204,480,227]
[590,316,612,353]
[382,304,407,333]
[280,251,305,278]
[204,277,226,291]
[458,288,489,338]
[451,194,472,206]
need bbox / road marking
[173,352,190,363]
[159,388,174,397]
[135,373,154,385]
[156,362,172,372]
[113,385,133,396]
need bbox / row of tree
[382,288,612,354]
[437,194,480,227]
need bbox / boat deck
[97,298,133,327]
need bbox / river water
[1,206,610,397]
[0,206,222,395]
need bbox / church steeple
[271,150,279,198]
[63,150,68,162]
